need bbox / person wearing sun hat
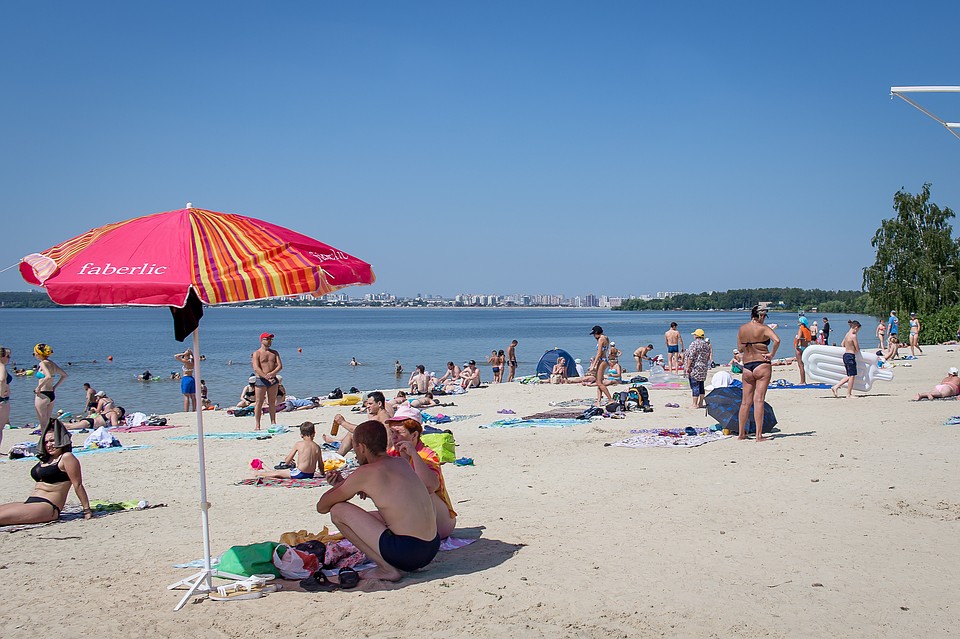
[684,329,712,408]
[386,405,458,539]
[914,367,960,401]
[251,331,282,431]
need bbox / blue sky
[2,1,958,298]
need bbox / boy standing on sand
[252,331,282,431]
[255,422,321,479]
[506,340,518,381]
[832,321,861,399]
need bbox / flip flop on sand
[301,571,340,592]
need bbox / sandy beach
[1,347,958,638]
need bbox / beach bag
[272,544,320,579]
[145,415,167,426]
[421,432,456,464]
[327,387,343,400]
[218,542,280,577]
[731,364,742,374]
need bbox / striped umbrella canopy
[19,205,375,307]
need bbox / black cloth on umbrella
[705,385,777,434]
[170,288,204,342]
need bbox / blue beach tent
[536,348,578,379]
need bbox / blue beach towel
[421,413,480,424]
[1,445,151,461]
[168,431,286,440]
[768,382,832,390]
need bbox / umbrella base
[168,567,250,611]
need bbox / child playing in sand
[255,422,321,479]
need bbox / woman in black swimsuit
[736,306,780,442]
[0,419,92,525]
[0,346,11,453]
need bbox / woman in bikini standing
[0,346,11,453]
[736,306,780,442]
[588,325,614,407]
[0,419,92,525]
[908,312,922,357]
[34,343,67,430]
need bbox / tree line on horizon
[614,288,873,314]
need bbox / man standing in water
[832,320,861,399]
[252,332,282,431]
[506,340,519,382]
[664,323,683,375]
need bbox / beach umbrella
[704,385,777,435]
[19,204,375,610]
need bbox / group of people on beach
[249,392,457,587]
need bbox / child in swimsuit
[253,422,321,480]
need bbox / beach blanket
[0,501,165,533]
[422,413,480,424]
[111,424,181,433]
[522,409,591,420]
[235,477,329,488]
[174,535,478,573]
[479,418,586,429]
[607,427,731,449]
[169,427,289,441]
[643,382,689,390]
[768,380,832,390]
[1,445,151,461]
[548,399,595,407]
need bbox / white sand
[1,347,958,637]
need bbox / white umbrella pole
[168,328,244,611]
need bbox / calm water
[0,307,877,424]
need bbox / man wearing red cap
[252,332,282,431]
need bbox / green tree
[862,184,960,315]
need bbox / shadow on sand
[358,526,524,591]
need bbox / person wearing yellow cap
[684,329,712,408]
[33,343,67,429]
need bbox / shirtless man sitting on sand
[459,360,481,388]
[313,421,440,584]
[328,391,394,455]
[251,332,282,431]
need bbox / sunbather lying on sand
[66,406,126,429]
[914,367,960,401]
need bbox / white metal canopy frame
[890,86,960,141]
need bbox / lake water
[0,307,877,424]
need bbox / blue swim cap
[799,316,809,327]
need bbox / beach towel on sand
[606,428,731,449]
[480,418,586,429]
[111,424,181,433]
[236,477,329,488]
[0,501,165,533]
